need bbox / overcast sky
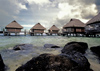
[0,0,100,30]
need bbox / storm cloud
[0,0,99,30]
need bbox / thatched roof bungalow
[30,23,46,35]
[48,25,59,34]
[63,19,85,33]
[85,13,100,34]
[5,20,23,33]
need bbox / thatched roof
[5,20,23,29]
[49,25,59,31]
[63,19,85,28]
[86,13,100,25]
[31,23,46,30]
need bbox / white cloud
[19,3,27,10]
[27,0,50,5]
[0,0,27,15]
[57,2,98,23]
[7,0,27,14]
[0,0,99,30]
[22,25,34,27]
[0,0,28,27]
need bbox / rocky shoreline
[0,41,100,71]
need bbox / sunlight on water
[0,36,100,71]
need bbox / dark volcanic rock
[60,51,91,71]
[44,44,60,48]
[16,53,92,71]
[60,42,92,71]
[65,41,88,50]
[90,46,100,57]
[62,43,85,54]
[16,42,92,71]
[0,54,5,71]
[16,53,75,71]
[13,44,33,50]
[61,41,88,54]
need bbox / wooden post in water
[15,29,17,36]
[3,28,5,36]
[8,33,10,36]
[24,29,26,36]
[15,33,17,36]
[29,30,31,36]
[41,33,42,36]
[94,33,96,37]
[76,33,78,37]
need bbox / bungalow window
[89,25,93,29]
[95,25,99,29]
[67,28,72,32]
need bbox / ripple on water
[0,36,100,71]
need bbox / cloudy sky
[0,0,100,30]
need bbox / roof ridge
[5,20,23,29]
[49,25,59,30]
[31,23,46,30]
[86,13,100,24]
[63,19,85,28]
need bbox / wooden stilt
[15,33,17,36]
[24,30,26,36]
[3,28,5,36]
[9,33,10,36]
[66,33,68,36]
[94,34,96,37]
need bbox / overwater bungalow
[30,23,46,36]
[5,20,23,36]
[63,19,85,36]
[85,13,100,37]
[48,25,59,35]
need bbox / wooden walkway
[61,32,100,37]
[0,31,26,36]
[0,30,100,37]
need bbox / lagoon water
[0,36,100,71]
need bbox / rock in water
[61,41,88,54]
[61,42,92,71]
[13,44,33,50]
[60,51,91,71]
[62,43,85,54]
[16,53,92,71]
[16,42,92,71]
[16,53,76,71]
[44,44,60,48]
[90,46,100,57]
[0,54,5,71]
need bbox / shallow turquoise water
[0,36,100,50]
[0,36,100,71]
